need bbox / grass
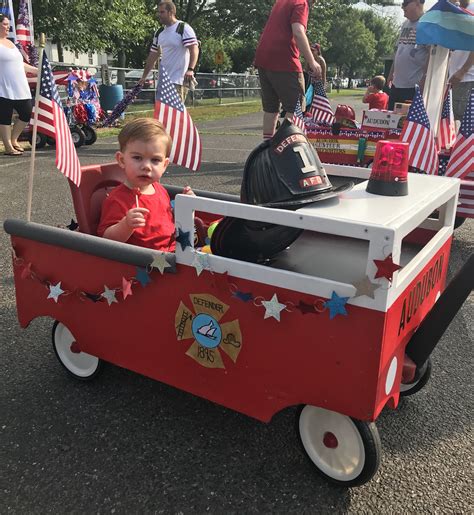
[96,88,365,139]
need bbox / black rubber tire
[46,136,56,147]
[28,132,47,149]
[82,125,97,145]
[399,358,432,397]
[296,405,381,487]
[454,216,466,230]
[70,126,86,148]
[52,321,103,381]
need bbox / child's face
[116,137,170,190]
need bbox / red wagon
[5,158,468,487]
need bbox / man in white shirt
[448,0,474,121]
[140,0,199,103]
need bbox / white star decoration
[261,294,286,322]
[101,285,118,306]
[47,282,64,303]
[192,251,210,276]
[352,276,381,299]
[150,253,171,274]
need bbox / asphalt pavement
[1,108,473,514]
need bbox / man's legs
[388,86,416,111]
[258,68,304,140]
[263,112,278,140]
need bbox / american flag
[445,89,474,180]
[400,86,439,175]
[291,99,307,134]
[15,0,33,47]
[438,88,456,150]
[308,80,334,125]
[32,51,82,186]
[1,0,16,40]
[154,64,201,171]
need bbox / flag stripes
[32,51,81,186]
[154,65,201,171]
[400,86,438,175]
[445,89,474,180]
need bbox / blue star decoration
[135,267,151,287]
[47,282,64,303]
[324,291,349,320]
[176,228,192,251]
[233,290,254,303]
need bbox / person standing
[254,0,321,140]
[387,0,430,111]
[448,0,474,122]
[140,1,199,104]
[0,14,37,156]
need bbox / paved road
[1,110,473,513]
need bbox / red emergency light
[366,140,409,196]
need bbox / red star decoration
[374,254,402,281]
[297,300,318,315]
[20,262,32,280]
[122,277,133,300]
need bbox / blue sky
[354,0,438,25]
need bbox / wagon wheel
[52,321,103,381]
[399,358,432,397]
[296,405,381,487]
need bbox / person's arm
[292,23,321,78]
[102,207,150,243]
[362,85,375,103]
[184,44,199,82]
[23,63,38,74]
[387,62,394,86]
[139,50,160,86]
[450,51,474,84]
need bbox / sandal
[12,145,25,153]
[4,151,23,156]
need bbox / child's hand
[125,207,149,229]
[183,185,195,196]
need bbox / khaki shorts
[451,81,474,121]
[258,68,305,114]
[174,83,189,104]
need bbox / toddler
[363,75,389,110]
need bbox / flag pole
[26,33,45,222]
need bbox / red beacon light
[366,140,409,196]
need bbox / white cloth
[0,44,31,99]
[448,4,474,83]
[150,21,198,85]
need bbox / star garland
[11,248,173,307]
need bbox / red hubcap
[323,431,338,449]
[70,341,81,354]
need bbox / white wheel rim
[299,406,365,482]
[54,323,99,378]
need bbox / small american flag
[33,51,81,186]
[291,99,307,134]
[308,80,334,125]
[438,88,456,150]
[445,89,474,180]
[1,0,16,40]
[400,86,438,175]
[154,64,201,171]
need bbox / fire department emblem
[175,293,242,368]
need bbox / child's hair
[118,118,172,157]
[371,75,386,91]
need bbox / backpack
[155,22,202,71]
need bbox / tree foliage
[30,0,399,79]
